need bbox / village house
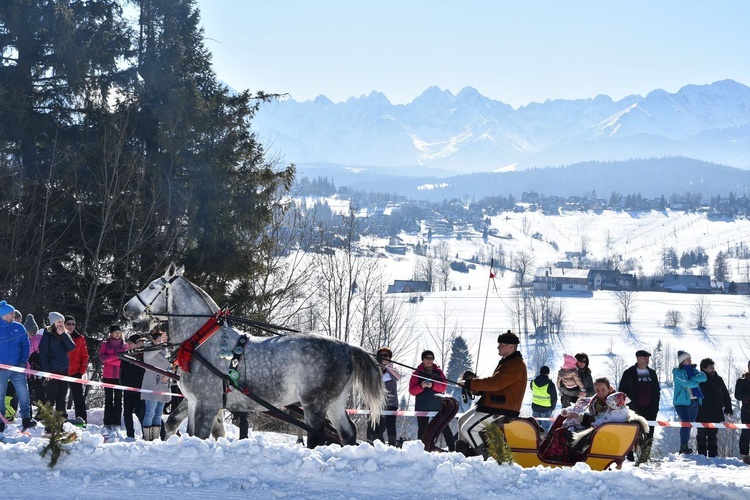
[533,267,590,293]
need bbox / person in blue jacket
[0,300,37,431]
[672,350,706,454]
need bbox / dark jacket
[618,364,660,416]
[381,365,400,408]
[530,374,558,412]
[734,372,750,423]
[39,327,76,374]
[697,371,732,423]
[409,363,448,412]
[465,350,527,417]
[578,367,594,397]
[119,353,146,389]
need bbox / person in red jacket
[409,350,455,451]
[99,324,129,430]
[65,315,89,423]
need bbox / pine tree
[445,336,473,399]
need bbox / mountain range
[252,80,750,173]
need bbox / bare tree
[425,295,461,366]
[614,290,636,324]
[432,240,452,292]
[605,341,628,386]
[413,254,436,291]
[312,208,365,343]
[664,309,683,329]
[691,295,712,330]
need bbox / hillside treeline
[0,1,293,335]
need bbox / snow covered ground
[0,346,744,498]
[2,209,750,498]
[1,414,749,499]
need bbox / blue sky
[195,1,750,108]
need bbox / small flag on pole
[489,257,495,279]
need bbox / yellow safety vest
[531,380,551,407]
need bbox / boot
[150,426,161,441]
[742,454,750,465]
[455,439,477,457]
[387,433,397,447]
[679,445,692,454]
[22,418,38,430]
[142,426,153,441]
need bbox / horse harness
[128,284,338,443]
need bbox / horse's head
[122,263,185,332]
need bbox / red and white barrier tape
[3,364,747,430]
[0,363,182,398]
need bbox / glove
[461,370,476,382]
[461,385,475,404]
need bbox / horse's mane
[178,275,220,312]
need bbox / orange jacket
[465,350,527,417]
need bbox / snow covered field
[1,417,749,499]
[2,209,750,498]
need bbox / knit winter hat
[48,311,64,325]
[0,300,15,317]
[540,365,550,375]
[677,351,691,364]
[24,314,39,333]
[562,354,578,370]
[109,324,122,334]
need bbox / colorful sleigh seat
[500,417,640,471]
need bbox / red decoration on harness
[174,309,229,373]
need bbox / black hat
[109,324,122,334]
[64,315,76,323]
[497,330,520,345]
[421,350,435,360]
[635,350,651,357]
[127,334,143,344]
[540,365,550,375]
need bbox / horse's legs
[326,396,357,446]
[165,398,189,437]
[301,403,328,449]
[192,401,220,439]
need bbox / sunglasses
[65,322,76,326]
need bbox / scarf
[683,364,705,400]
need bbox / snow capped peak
[253,79,750,171]
[313,95,333,106]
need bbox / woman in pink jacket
[99,324,129,430]
[409,349,455,451]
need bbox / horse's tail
[348,345,386,427]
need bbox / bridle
[133,274,180,322]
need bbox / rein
[190,349,338,444]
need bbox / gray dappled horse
[122,264,385,447]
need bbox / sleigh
[499,418,641,471]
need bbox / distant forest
[295,157,750,202]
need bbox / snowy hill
[253,80,750,172]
